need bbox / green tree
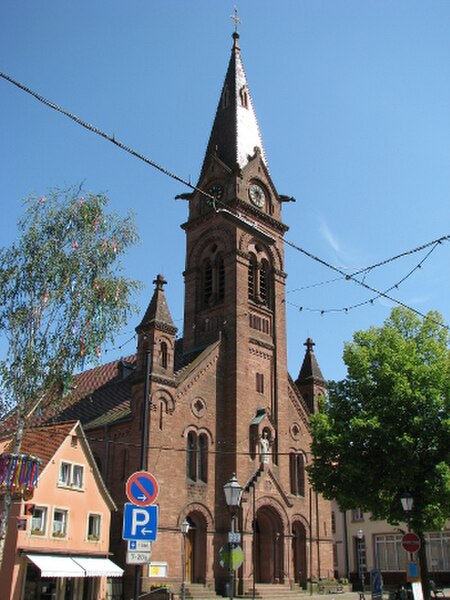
[308,307,450,599]
[0,186,140,567]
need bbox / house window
[58,462,84,489]
[72,465,84,489]
[289,452,305,496]
[331,511,336,534]
[52,509,68,538]
[186,431,208,483]
[31,506,47,535]
[88,513,101,541]
[375,534,405,571]
[59,462,71,486]
[351,508,364,522]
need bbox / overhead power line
[1,71,448,330]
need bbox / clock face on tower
[207,184,224,201]
[248,183,266,209]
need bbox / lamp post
[400,492,414,596]
[181,518,190,600]
[224,474,243,600]
[400,493,414,530]
[356,528,365,598]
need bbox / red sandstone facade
[85,31,334,597]
[0,31,335,599]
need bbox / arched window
[217,256,225,301]
[187,432,197,480]
[198,434,208,483]
[202,251,225,307]
[203,260,213,305]
[248,254,257,301]
[186,431,209,483]
[259,259,270,306]
[160,341,168,369]
[248,251,272,307]
[289,452,305,496]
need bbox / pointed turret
[296,338,326,413]
[200,32,268,177]
[137,274,176,332]
[135,275,177,377]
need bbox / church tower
[181,31,291,479]
[79,29,334,599]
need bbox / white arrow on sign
[128,540,152,551]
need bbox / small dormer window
[222,84,230,109]
[240,85,249,108]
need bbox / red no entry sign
[402,532,420,553]
[126,471,159,506]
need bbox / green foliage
[0,186,141,422]
[308,307,450,534]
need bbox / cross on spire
[230,7,240,33]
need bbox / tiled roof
[0,337,219,435]
[1,421,76,470]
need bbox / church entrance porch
[254,506,285,584]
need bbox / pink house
[0,421,123,600]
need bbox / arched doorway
[185,511,207,584]
[292,521,307,587]
[255,506,284,583]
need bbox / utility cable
[1,71,448,329]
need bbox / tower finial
[230,6,240,35]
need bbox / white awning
[26,554,123,578]
[72,557,124,577]
[26,554,86,578]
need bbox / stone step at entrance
[241,583,304,599]
[182,582,305,600]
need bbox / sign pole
[134,350,152,600]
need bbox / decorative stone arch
[150,389,175,415]
[243,494,289,532]
[178,503,213,585]
[178,502,215,531]
[186,227,234,271]
[291,513,310,586]
[181,424,214,445]
[155,332,175,367]
[252,498,288,584]
[288,448,308,497]
[183,425,214,484]
[238,231,284,273]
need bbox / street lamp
[224,474,243,600]
[181,518,190,600]
[400,492,414,528]
[356,528,365,598]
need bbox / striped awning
[72,557,123,577]
[26,554,123,578]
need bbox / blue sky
[1,1,449,382]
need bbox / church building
[15,31,335,598]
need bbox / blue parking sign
[122,503,158,541]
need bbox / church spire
[199,30,268,178]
